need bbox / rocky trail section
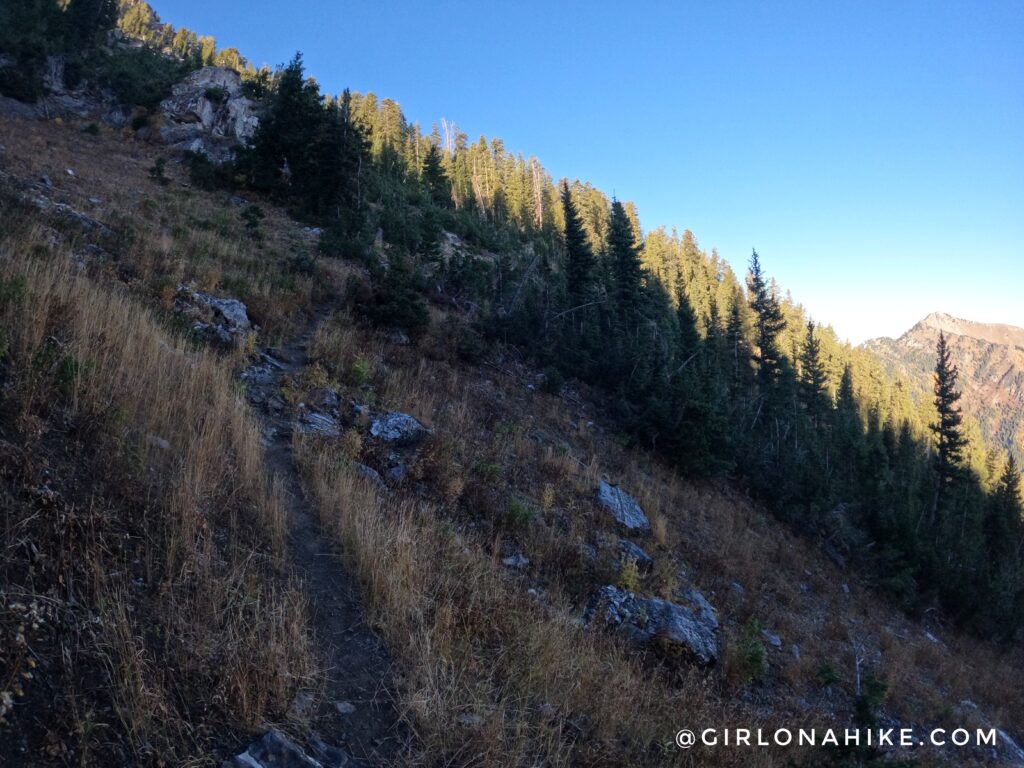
[234,309,407,768]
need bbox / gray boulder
[370,412,430,445]
[174,285,253,348]
[585,584,719,665]
[596,480,650,532]
[223,728,349,767]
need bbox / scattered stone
[842,583,850,594]
[334,700,356,715]
[457,713,485,728]
[301,226,323,238]
[145,434,170,451]
[387,329,410,346]
[761,629,783,649]
[596,480,650,532]
[731,581,745,595]
[791,643,801,662]
[65,168,75,177]
[309,732,350,768]
[39,172,52,187]
[924,631,941,645]
[799,583,810,593]
[584,584,719,665]
[617,539,654,572]
[503,553,530,569]
[370,412,430,445]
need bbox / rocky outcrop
[174,284,253,348]
[159,67,259,160]
[596,480,650,532]
[585,584,719,665]
[617,539,653,572]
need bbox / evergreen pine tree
[746,249,786,381]
[421,144,451,207]
[607,199,643,327]
[799,320,830,425]
[561,181,596,305]
[930,331,967,511]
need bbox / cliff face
[863,312,1024,460]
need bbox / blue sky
[153,0,1023,343]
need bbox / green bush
[732,617,768,684]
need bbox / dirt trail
[247,310,406,766]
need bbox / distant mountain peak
[905,313,1024,349]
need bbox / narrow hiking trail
[244,309,407,766]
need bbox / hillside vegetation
[1,2,1022,767]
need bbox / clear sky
[151,0,1023,344]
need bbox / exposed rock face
[174,284,253,348]
[863,312,1024,464]
[596,480,650,532]
[159,67,259,160]
[585,584,719,665]
[370,412,430,446]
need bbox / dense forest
[3,0,1022,642]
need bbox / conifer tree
[607,199,643,327]
[930,331,967,498]
[421,143,450,207]
[561,181,596,305]
[746,249,786,381]
[799,320,830,425]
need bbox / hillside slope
[864,312,1024,465]
[1,109,1023,767]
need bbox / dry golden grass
[0,200,313,761]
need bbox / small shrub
[854,675,888,727]
[241,204,265,239]
[541,365,564,395]
[504,497,536,529]
[816,661,841,687]
[348,356,372,387]
[617,557,641,592]
[130,113,150,132]
[473,462,503,482]
[149,157,170,186]
[731,617,768,685]
[97,47,185,110]
[81,122,100,136]
[204,85,229,104]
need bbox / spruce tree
[746,249,786,381]
[561,181,596,305]
[799,320,830,425]
[607,199,643,327]
[930,331,967,493]
[421,144,450,207]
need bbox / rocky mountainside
[863,312,1024,462]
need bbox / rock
[370,412,430,446]
[457,713,486,728]
[584,584,719,665]
[298,411,341,437]
[159,67,259,161]
[761,629,783,649]
[503,554,530,569]
[791,643,801,662]
[842,583,850,594]
[308,387,340,412]
[223,729,345,768]
[174,285,253,349]
[731,581,745,594]
[334,700,356,715]
[145,434,170,451]
[39,172,52,188]
[385,463,407,484]
[596,480,650,532]
[287,690,316,721]
[617,539,653,572]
